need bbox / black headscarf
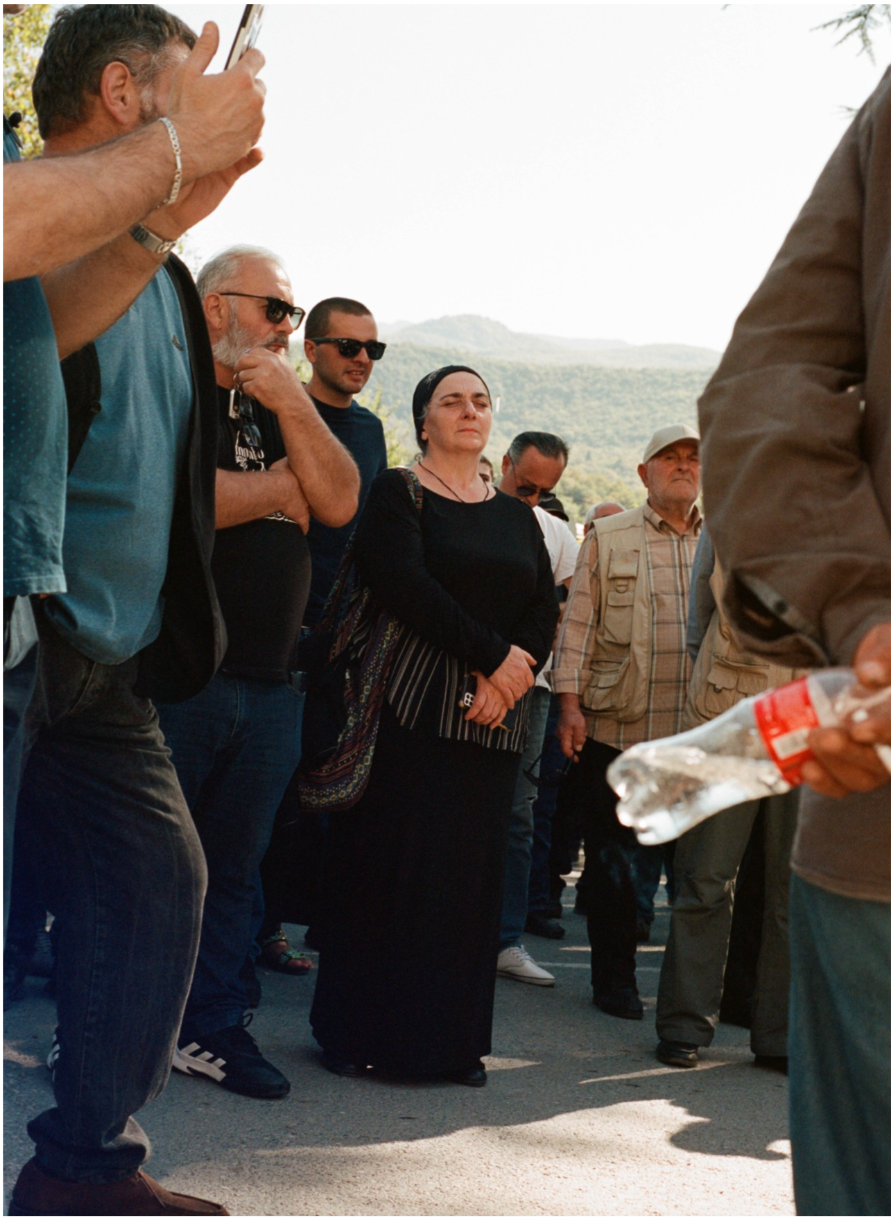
[412,365,492,449]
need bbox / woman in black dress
[310,366,558,1086]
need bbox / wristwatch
[129,223,177,257]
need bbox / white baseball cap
[642,424,700,464]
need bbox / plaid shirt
[552,502,702,750]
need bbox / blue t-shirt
[3,117,68,598]
[45,269,192,663]
[304,394,388,624]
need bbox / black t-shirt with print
[212,385,311,681]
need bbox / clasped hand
[464,645,537,728]
[487,644,536,708]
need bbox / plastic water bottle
[607,669,891,845]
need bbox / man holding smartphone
[6,7,265,1215]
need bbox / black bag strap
[317,467,423,636]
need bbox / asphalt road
[4,881,794,1217]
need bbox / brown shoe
[8,1159,229,1215]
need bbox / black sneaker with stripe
[174,1015,289,1099]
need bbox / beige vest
[581,504,653,724]
[683,559,804,730]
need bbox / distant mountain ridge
[378,314,720,370]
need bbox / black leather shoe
[543,900,563,919]
[524,912,566,940]
[593,984,644,1020]
[321,1049,369,1077]
[754,1054,788,1074]
[446,1061,487,1087]
[656,1039,699,1068]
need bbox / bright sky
[166,3,890,352]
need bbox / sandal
[257,929,313,976]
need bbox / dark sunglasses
[220,292,306,327]
[308,337,387,361]
[510,457,553,501]
[523,750,574,789]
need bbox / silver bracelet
[159,117,182,206]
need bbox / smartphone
[226,4,265,69]
[458,675,519,732]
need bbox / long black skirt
[309,702,520,1075]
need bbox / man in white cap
[552,424,701,1019]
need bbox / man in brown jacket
[699,69,890,1218]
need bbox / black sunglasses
[308,337,387,361]
[510,457,554,501]
[220,292,306,327]
[523,750,574,789]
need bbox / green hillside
[382,315,721,369]
[364,341,711,521]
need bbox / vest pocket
[583,657,632,714]
[603,589,635,645]
[603,549,639,645]
[701,655,771,717]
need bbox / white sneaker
[496,945,555,987]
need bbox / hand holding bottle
[608,667,891,846]
[803,622,890,797]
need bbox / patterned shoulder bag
[295,469,423,811]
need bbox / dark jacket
[60,253,226,703]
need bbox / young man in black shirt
[155,248,360,1100]
[256,299,389,957]
[302,297,389,625]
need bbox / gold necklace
[418,463,489,503]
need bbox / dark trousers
[157,672,304,1037]
[657,790,798,1054]
[16,611,206,1183]
[555,737,637,991]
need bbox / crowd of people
[2,4,890,1217]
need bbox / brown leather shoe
[8,1159,230,1215]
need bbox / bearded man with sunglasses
[154,248,360,1102]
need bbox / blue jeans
[632,844,676,923]
[527,693,563,914]
[789,873,891,1216]
[499,686,552,949]
[16,610,206,1182]
[157,671,304,1037]
[4,596,40,928]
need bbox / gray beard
[213,315,288,372]
[213,316,256,372]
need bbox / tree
[816,5,891,60]
[290,349,412,467]
[357,386,413,467]
[3,5,51,158]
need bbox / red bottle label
[753,677,819,785]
